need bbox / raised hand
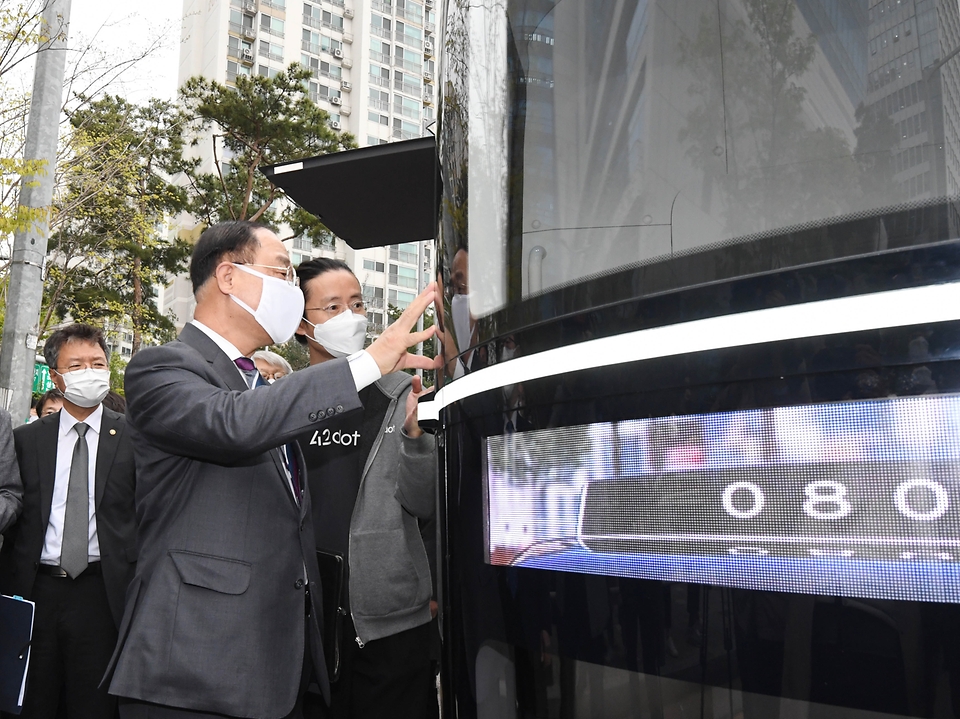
[366,283,441,376]
[402,374,435,438]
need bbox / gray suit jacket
[0,412,22,536]
[106,324,362,718]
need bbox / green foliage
[109,351,126,394]
[44,96,195,353]
[181,64,357,242]
[270,338,310,372]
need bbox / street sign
[32,363,53,394]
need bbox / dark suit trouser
[21,571,118,719]
[304,617,437,719]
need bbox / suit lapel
[96,409,123,510]
[37,413,61,531]
[178,323,250,393]
[178,323,299,511]
[294,442,308,519]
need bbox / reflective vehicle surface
[434,0,960,716]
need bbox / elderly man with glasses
[104,221,438,719]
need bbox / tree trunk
[131,254,143,356]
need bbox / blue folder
[0,594,35,715]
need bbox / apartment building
[167,0,439,333]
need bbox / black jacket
[0,407,137,627]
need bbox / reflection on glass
[486,394,960,602]
[465,0,960,305]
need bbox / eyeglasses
[238,263,299,286]
[55,361,109,374]
[305,300,366,316]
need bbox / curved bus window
[450,0,960,331]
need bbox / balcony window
[393,70,420,95]
[389,243,419,264]
[260,14,285,37]
[369,88,389,111]
[259,39,284,61]
[393,94,421,120]
[387,289,415,309]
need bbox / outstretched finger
[402,325,437,349]
[400,353,443,372]
[411,374,422,395]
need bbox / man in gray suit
[105,221,437,719]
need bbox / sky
[66,0,183,102]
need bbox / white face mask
[451,293,474,350]
[59,368,110,408]
[304,310,368,358]
[230,264,305,344]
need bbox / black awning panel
[260,136,439,250]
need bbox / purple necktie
[234,357,301,503]
[234,356,257,374]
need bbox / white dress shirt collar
[59,402,103,439]
[191,320,254,384]
[190,319,247,363]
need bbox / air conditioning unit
[331,96,342,105]
[424,41,434,54]
[331,120,342,130]
[242,1,256,12]
[242,28,256,39]
[425,0,433,7]
[344,7,354,17]
[423,71,433,81]
[333,48,344,58]
[340,80,352,91]
[241,48,254,62]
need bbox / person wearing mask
[253,349,294,383]
[105,221,437,719]
[0,323,137,719]
[295,258,438,719]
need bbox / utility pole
[0,0,72,422]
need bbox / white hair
[252,349,293,375]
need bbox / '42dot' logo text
[309,428,361,447]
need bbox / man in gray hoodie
[294,258,438,719]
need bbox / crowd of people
[0,220,441,719]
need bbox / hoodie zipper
[349,385,400,649]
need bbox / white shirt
[41,404,103,565]
[190,320,381,391]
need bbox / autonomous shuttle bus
[431,0,960,716]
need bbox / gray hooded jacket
[349,372,437,645]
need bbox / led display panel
[485,394,960,602]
